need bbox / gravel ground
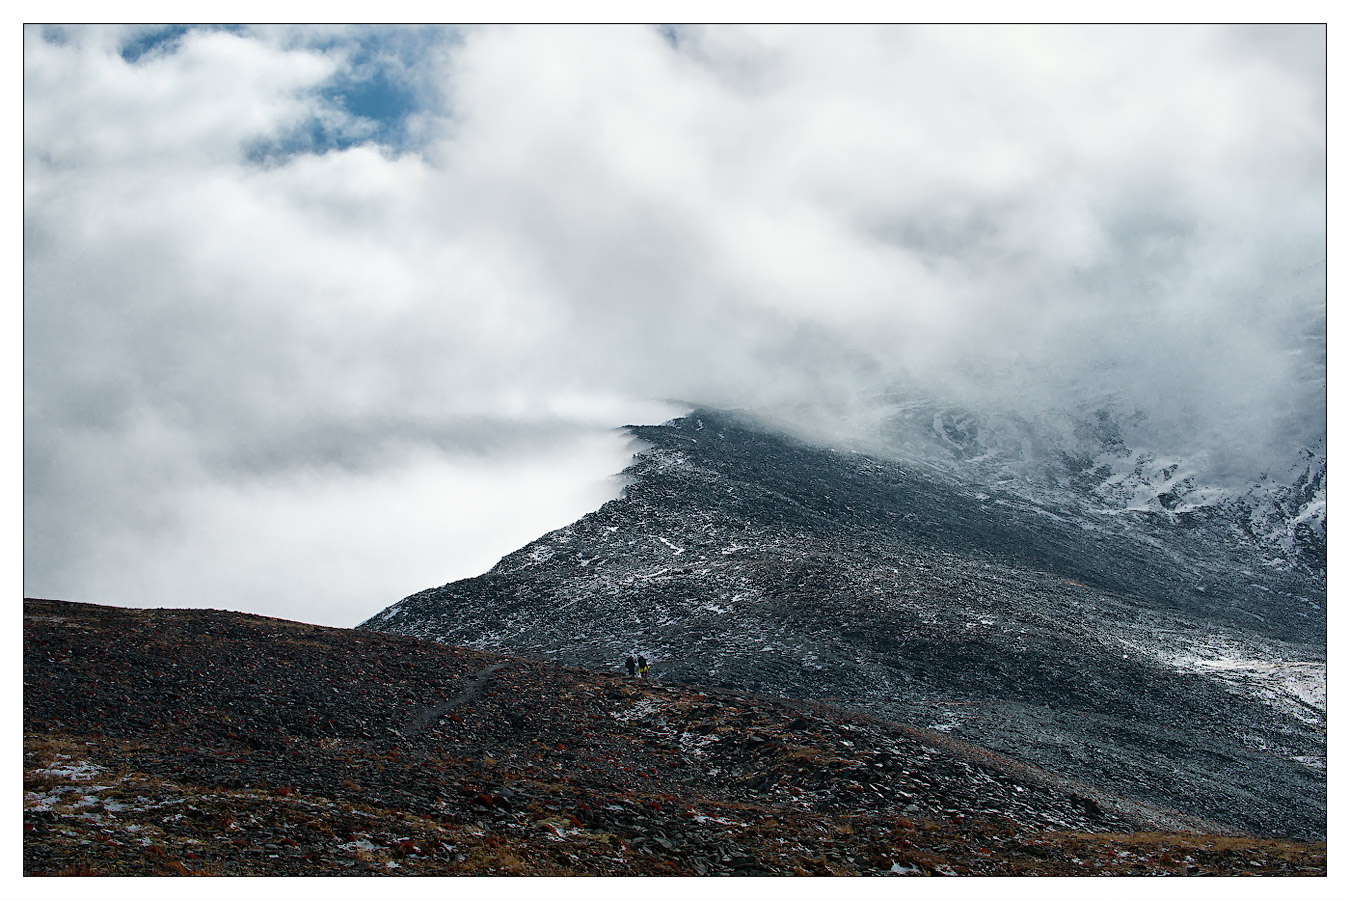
[24,598,1325,877]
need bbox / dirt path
[400,662,510,737]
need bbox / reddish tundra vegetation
[24,598,1325,877]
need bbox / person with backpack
[624,654,637,677]
[637,655,650,679]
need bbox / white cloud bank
[23,24,1325,625]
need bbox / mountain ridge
[361,409,1326,840]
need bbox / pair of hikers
[624,654,650,679]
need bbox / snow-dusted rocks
[362,410,1325,840]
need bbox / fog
[23,24,1326,626]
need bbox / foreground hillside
[24,598,1325,877]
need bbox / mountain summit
[360,410,1326,840]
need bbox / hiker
[625,654,637,677]
[638,655,650,679]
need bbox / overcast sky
[22,23,1327,627]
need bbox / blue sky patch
[113,25,448,162]
[120,24,246,63]
[246,26,453,164]
[321,58,420,148]
[120,25,191,62]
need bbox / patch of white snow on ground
[339,837,379,853]
[1117,625,1327,734]
[24,791,59,813]
[609,698,667,723]
[635,567,670,581]
[34,759,108,781]
[657,536,685,555]
[1161,651,1325,722]
[692,814,750,827]
[678,731,719,755]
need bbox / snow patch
[609,698,667,723]
[678,730,719,756]
[339,836,379,853]
[34,759,108,782]
[692,813,750,828]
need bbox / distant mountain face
[360,409,1326,839]
[836,395,1327,576]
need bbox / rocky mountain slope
[361,410,1326,841]
[23,598,1326,876]
[855,395,1327,574]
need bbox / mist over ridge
[23,24,1325,624]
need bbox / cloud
[28,431,646,628]
[23,24,1325,623]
